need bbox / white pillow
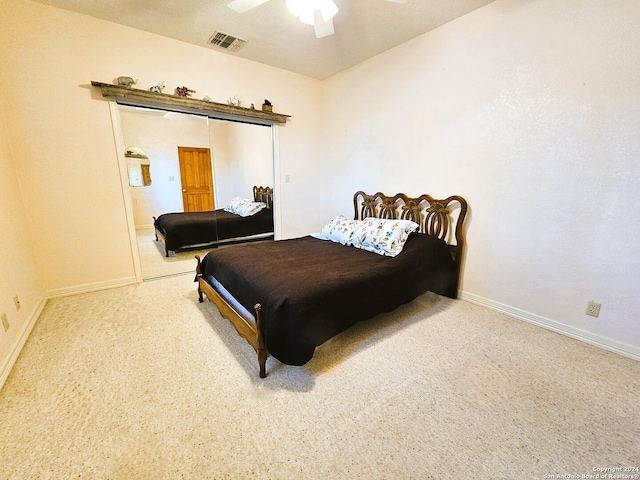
[234,201,267,217]
[224,197,248,214]
[224,197,267,217]
[311,215,360,245]
[351,218,419,257]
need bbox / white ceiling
[31,0,495,80]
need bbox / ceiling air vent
[208,31,247,52]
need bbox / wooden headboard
[353,191,468,286]
[253,186,273,209]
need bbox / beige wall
[0,96,45,385]
[321,0,640,357]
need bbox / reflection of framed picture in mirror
[141,164,152,186]
[125,147,151,187]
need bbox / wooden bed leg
[195,255,204,303]
[258,351,267,378]
[255,304,268,378]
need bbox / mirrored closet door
[117,105,275,280]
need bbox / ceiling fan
[227,0,407,39]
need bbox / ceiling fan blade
[228,0,270,14]
[385,0,407,3]
[314,17,335,38]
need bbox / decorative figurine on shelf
[149,82,165,93]
[262,99,273,112]
[116,76,138,87]
[175,86,196,97]
[227,95,241,107]
[250,103,255,110]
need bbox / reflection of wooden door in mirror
[178,147,214,212]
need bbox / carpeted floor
[136,227,214,280]
[0,275,638,479]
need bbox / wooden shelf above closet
[91,81,291,125]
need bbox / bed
[153,186,274,257]
[195,191,468,378]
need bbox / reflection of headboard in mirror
[253,186,273,209]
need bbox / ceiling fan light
[285,0,303,17]
[299,10,315,25]
[287,0,338,26]
[319,0,338,22]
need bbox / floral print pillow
[224,197,267,217]
[234,201,267,217]
[311,215,360,245]
[224,197,249,214]
[351,218,419,257]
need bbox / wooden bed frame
[195,191,468,378]
[154,186,273,256]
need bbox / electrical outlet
[13,295,20,311]
[586,301,601,318]
[1,313,9,332]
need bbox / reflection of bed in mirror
[195,190,468,378]
[153,186,274,257]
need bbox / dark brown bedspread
[154,208,273,251]
[199,233,456,366]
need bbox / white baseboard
[0,293,47,391]
[459,291,640,361]
[46,276,138,299]
[136,224,154,231]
